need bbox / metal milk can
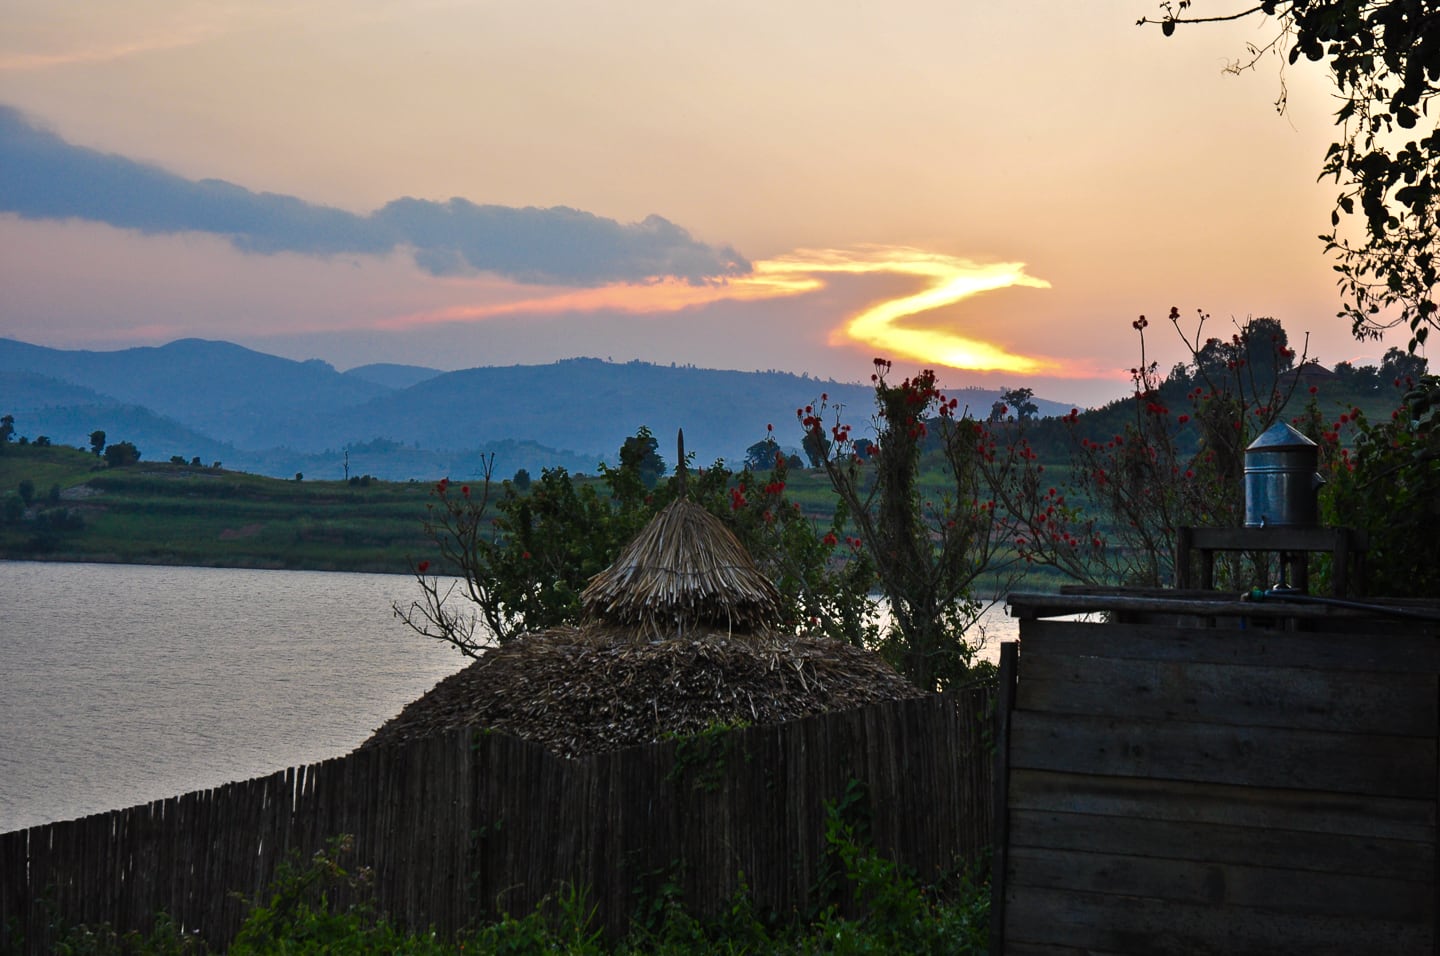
[1244,421,1325,528]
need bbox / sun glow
[381,244,1065,375]
[761,247,1057,375]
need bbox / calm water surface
[0,561,1020,833]
[0,561,469,832]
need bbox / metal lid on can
[1246,421,1317,452]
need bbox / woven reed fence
[0,687,994,952]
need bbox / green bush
[45,818,989,955]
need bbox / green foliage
[103,441,141,468]
[993,386,1039,422]
[395,458,651,650]
[617,425,667,489]
[88,430,106,456]
[226,836,450,956]
[801,780,989,956]
[664,719,752,793]
[744,434,782,470]
[46,913,205,956]
[1146,0,1439,348]
[46,820,989,955]
[397,427,872,656]
[802,364,1015,690]
[1322,375,1440,596]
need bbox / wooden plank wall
[0,687,994,953]
[994,619,1440,956]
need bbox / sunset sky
[0,0,1402,406]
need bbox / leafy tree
[88,430,106,456]
[511,467,531,491]
[17,479,34,506]
[801,425,831,468]
[396,438,680,651]
[1002,385,1036,423]
[745,435,783,471]
[801,360,1019,689]
[0,415,13,444]
[190,456,202,467]
[1335,358,1385,392]
[34,436,50,447]
[619,425,667,489]
[103,441,140,468]
[1380,345,1429,388]
[1144,0,1439,348]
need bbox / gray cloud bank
[0,105,750,285]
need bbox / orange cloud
[376,266,820,329]
[753,247,1057,374]
[379,244,1081,376]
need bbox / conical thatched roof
[579,498,784,639]
[359,626,924,758]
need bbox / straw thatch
[359,626,924,758]
[579,498,784,639]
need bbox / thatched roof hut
[579,497,784,639]
[361,465,921,758]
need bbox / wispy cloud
[0,105,750,286]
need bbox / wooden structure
[991,589,1440,955]
[0,687,993,953]
[1175,525,1367,595]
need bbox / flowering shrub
[986,309,1307,588]
[800,360,1022,690]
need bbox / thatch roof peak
[580,497,784,639]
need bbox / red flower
[823,532,839,547]
[522,551,532,560]
[417,560,430,573]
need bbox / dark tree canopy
[618,426,666,489]
[1145,1,1439,349]
[103,440,140,468]
[745,437,783,471]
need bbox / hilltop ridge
[0,338,1072,480]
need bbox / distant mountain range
[0,338,1072,480]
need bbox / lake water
[0,561,1020,833]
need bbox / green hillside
[0,445,435,572]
